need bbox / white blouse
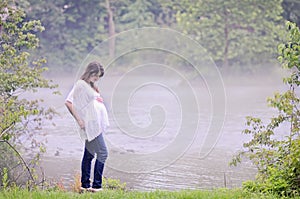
[66,80,109,141]
[93,90,110,134]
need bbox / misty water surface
[32,71,287,190]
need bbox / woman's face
[88,72,101,83]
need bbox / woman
[65,61,109,192]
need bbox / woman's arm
[65,100,85,130]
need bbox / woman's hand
[77,119,85,130]
[96,97,103,103]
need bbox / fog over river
[30,70,287,191]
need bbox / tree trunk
[223,25,229,68]
[223,9,229,68]
[105,0,115,58]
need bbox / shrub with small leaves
[231,21,300,197]
[0,0,58,189]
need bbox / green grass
[0,188,298,199]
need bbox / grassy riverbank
[0,188,297,199]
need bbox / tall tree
[23,0,180,72]
[117,0,156,29]
[176,0,285,69]
[105,0,116,58]
[25,0,108,72]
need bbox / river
[31,71,286,191]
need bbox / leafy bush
[102,177,127,191]
[231,21,300,197]
[0,0,57,189]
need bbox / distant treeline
[19,0,300,73]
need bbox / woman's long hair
[80,61,104,92]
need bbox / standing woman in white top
[65,61,109,192]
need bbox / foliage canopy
[21,0,294,72]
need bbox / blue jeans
[81,133,108,189]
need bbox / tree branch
[0,123,15,139]
[230,23,254,32]
[0,140,36,186]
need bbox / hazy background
[18,0,300,74]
